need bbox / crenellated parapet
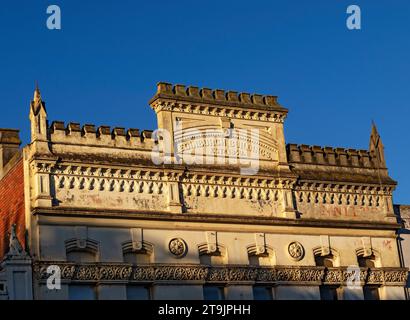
[149,82,288,123]
[286,141,397,221]
[49,121,155,150]
[152,82,285,110]
[287,144,380,169]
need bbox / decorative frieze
[33,262,408,286]
[294,182,392,208]
[151,101,287,123]
[181,175,295,202]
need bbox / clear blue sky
[0,0,409,203]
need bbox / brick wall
[0,157,25,259]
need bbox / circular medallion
[169,238,187,258]
[288,241,304,261]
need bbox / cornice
[31,207,402,231]
[148,82,288,114]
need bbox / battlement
[149,82,287,112]
[49,121,155,149]
[286,144,382,169]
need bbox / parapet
[49,121,156,149]
[286,144,382,169]
[149,82,287,112]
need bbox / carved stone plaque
[288,241,304,261]
[169,238,187,258]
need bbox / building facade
[0,83,408,300]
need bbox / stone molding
[150,101,287,123]
[149,82,287,123]
[34,161,297,201]
[33,262,408,286]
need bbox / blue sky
[0,0,409,203]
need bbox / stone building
[0,83,408,300]
[395,204,410,297]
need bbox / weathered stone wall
[22,84,406,300]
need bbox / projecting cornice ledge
[31,207,402,231]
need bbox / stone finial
[29,84,48,144]
[369,122,386,168]
[30,84,46,116]
[6,224,26,258]
[33,83,41,105]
